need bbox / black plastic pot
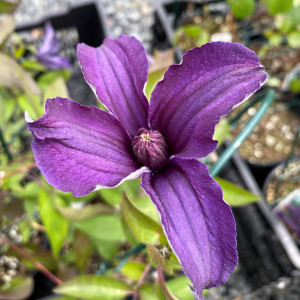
[16,1,108,46]
[219,152,300,293]
[16,1,108,107]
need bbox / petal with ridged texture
[27,97,140,197]
[149,42,267,159]
[77,35,149,137]
[141,158,237,299]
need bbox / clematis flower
[37,22,71,70]
[27,35,266,298]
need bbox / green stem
[209,89,275,178]
[114,243,146,272]
[0,128,13,161]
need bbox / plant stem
[133,264,151,300]
[210,89,275,177]
[4,237,63,285]
[114,243,146,272]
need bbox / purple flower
[37,22,71,70]
[27,35,266,298]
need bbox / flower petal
[27,97,140,197]
[141,158,237,299]
[39,22,59,56]
[37,22,71,70]
[149,42,267,159]
[77,35,149,137]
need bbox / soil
[231,101,300,165]
[264,158,300,204]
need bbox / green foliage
[145,69,166,100]
[121,192,162,243]
[213,118,230,148]
[73,230,93,270]
[74,214,125,242]
[262,0,293,15]
[174,24,209,50]
[120,260,146,280]
[287,30,300,47]
[0,0,20,14]
[227,0,255,19]
[0,275,34,300]
[39,190,69,258]
[53,275,131,300]
[215,177,261,206]
[289,77,300,93]
[44,76,69,100]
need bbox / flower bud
[132,128,169,171]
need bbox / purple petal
[37,22,71,70]
[141,158,237,299]
[149,42,267,159]
[39,22,59,55]
[77,35,149,137]
[38,55,71,70]
[27,97,142,197]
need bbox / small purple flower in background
[37,22,71,70]
[27,35,266,298]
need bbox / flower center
[132,128,169,171]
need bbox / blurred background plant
[1,0,300,299]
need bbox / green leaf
[44,76,69,100]
[99,188,122,206]
[120,209,139,244]
[0,94,15,126]
[215,177,261,206]
[268,33,282,46]
[94,240,120,260]
[0,53,41,118]
[39,189,69,258]
[121,192,162,243]
[0,275,34,300]
[227,0,255,19]
[289,77,300,93]
[74,214,125,242]
[21,248,57,270]
[56,202,113,221]
[262,0,293,15]
[174,25,209,50]
[287,30,300,47]
[16,93,42,119]
[19,181,40,216]
[120,261,146,281]
[145,69,166,100]
[73,230,92,270]
[134,196,159,222]
[0,15,15,45]
[21,60,47,72]
[38,69,70,91]
[0,0,21,14]
[53,275,132,300]
[166,276,194,300]
[213,118,230,148]
[139,284,156,300]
